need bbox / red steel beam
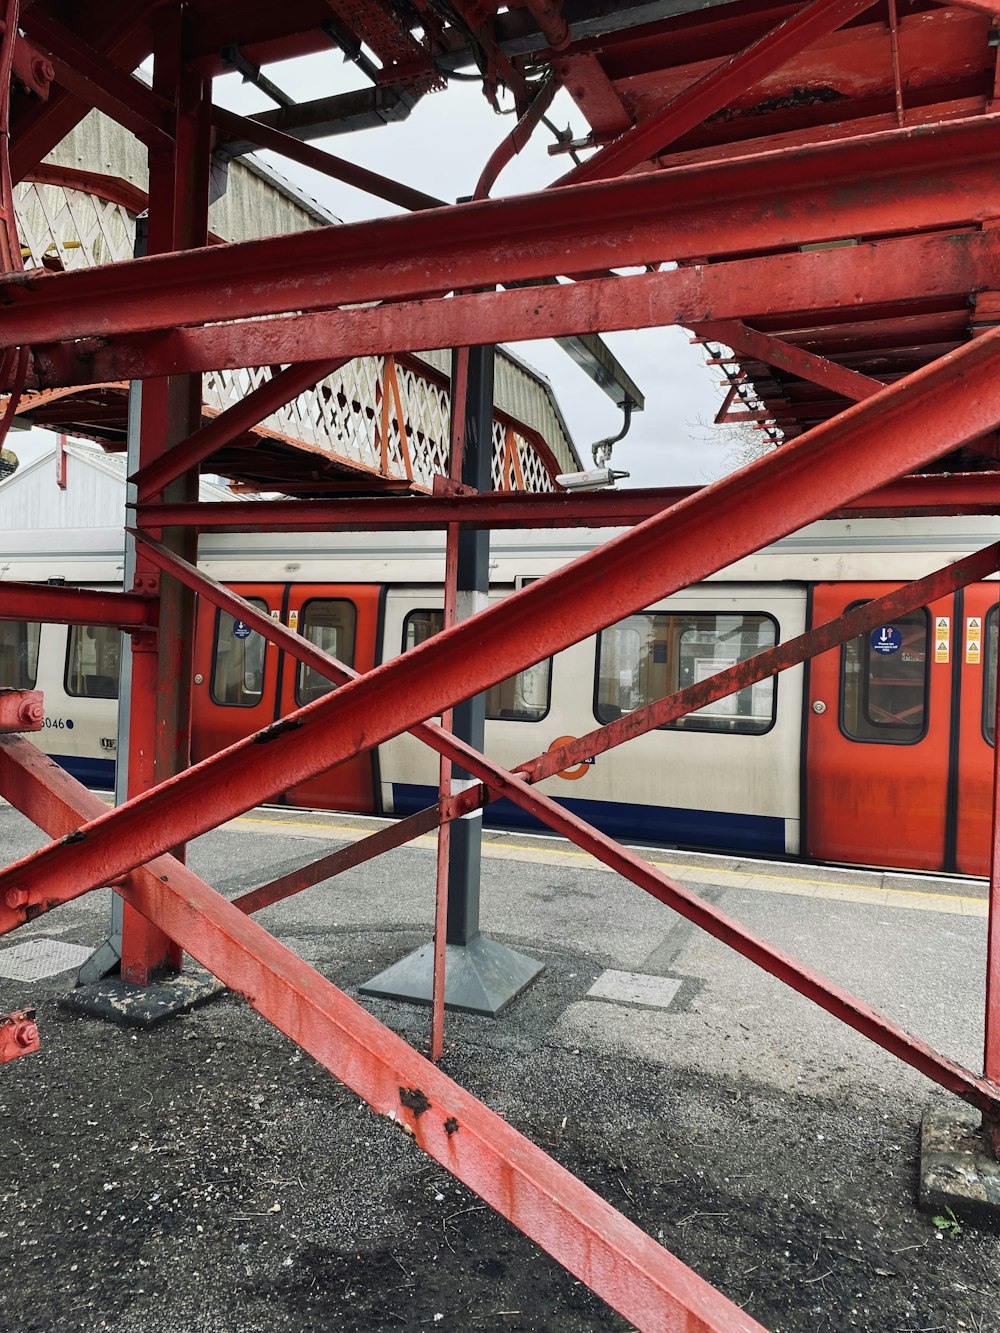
[234,544,999,919]
[131,357,349,500]
[9,115,1000,350]
[11,527,1000,1122]
[11,1,156,183]
[0,733,765,1333]
[5,332,1000,899]
[232,807,442,917]
[37,227,1000,386]
[523,542,1000,785]
[135,472,1000,533]
[696,320,883,401]
[20,10,171,144]
[560,0,877,184]
[0,581,154,627]
[2,336,1000,1108]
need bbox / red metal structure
[3,1,1000,1328]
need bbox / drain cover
[0,939,93,981]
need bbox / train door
[953,585,996,876]
[805,584,954,870]
[191,583,284,768]
[275,584,383,812]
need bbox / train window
[984,606,998,746]
[65,624,122,699]
[211,600,268,707]
[0,620,39,688]
[840,607,928,744]
[296,599,357,706]
[595,611,777,734]
[402,609,551,721]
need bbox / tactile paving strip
[0,939,93,981]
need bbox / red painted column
[119,10,211,983]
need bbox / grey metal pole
[361,342,542,1015]
[444,344,493,945]
[77,214,147,986]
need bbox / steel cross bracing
[6,1,1000,1329]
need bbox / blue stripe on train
[390,783,785,854]
[50,753,116,789]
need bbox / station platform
[0,802,997,1333]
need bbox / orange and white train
[1,515,997,876]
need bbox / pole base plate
[360,935,543,1017]
[58,967,225,1028]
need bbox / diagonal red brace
[0,734,764,1333]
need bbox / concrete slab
[585,968,682,1011]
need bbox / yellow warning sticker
[967,616,982,665]
[935,615,950,664]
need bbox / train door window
[0,620,39,688]
[984,606,998,746]
[595,611,776,733]
[402,609,551,721]
[65,625,122,699]
[674,613,776,733]
[211,600,268,707]
[296,599,356,706]
[840,607,928,743]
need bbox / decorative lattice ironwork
[14,182,560,492]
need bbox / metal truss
[4,2,1000,1329]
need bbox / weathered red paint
[9,116,1000,349]
[0,689,43,733]
[560,0,878,183]
[0,581,155,627]
[7,332,1000,915]
[0,733,765,1333]
[135,471,1000,534]
[0,1009,39,1062]
[33,227,1000,386]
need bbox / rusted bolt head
[13,1022,37,1049]
[4,888,27,909]
[17,698,43,726]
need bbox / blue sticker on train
[870,626,902,655]
[233,620,252,639]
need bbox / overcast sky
[17,52,740,487]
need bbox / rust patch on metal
[399,1085,432,1118]
[709,85,847,123]
[252,717,305,744]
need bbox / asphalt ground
[0,803,997,1333]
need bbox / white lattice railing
[15,178,560,493]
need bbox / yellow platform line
[231,815,988,918]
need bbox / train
[1,514,997,877]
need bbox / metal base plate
[58,968,225,1029]
[919,1102,1000,1231]
[360,935,543,1017]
